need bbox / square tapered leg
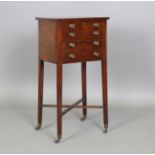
[101,60,108,133]
[81,62,87,121]
[36,60,44,130]
[55,63,63,143]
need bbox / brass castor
[55,138,61,144]
[81,114,87,121]
[35,123,41,130]
[55,136,61,144]
[103,128,108,133]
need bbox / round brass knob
[93,52,100,57]
[93,31,100,36]
[69,23,76,28]
[93,23,100,27]
[69,53,76,59]
[69,32,76,37]
[93,41,100,46]
[69,42,76,48]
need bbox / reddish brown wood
[62,40,103,63]
[36,17,109,142]
[37,18,107,63]
[36,60,44,130]
[61,20,105,63]
[102,21,108,130]
[56,63,62,141]
[62,20,105,41]
[62,98,83,116]
[81,62,87,119]
[36,17,109,21]
[38,20,57,63]
[43,104,103,108]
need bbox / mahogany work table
[35,17,109,143]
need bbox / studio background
[0,1,155,153]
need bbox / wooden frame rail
[42,98,103,116]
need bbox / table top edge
[36,17,110,21]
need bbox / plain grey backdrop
[0,1,155,153]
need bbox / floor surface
[0,93,155,154]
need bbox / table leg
[35,60,44,130]
[55,63,63,143]
[81,62,87,121]
[101,60,108,133]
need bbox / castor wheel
[55,135,61,144]
[103,128,108,133]
[80,114,87,121]
[35,123,41,130]
[55,138,61,143]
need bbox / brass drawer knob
[93,52,100,57]
[69,23,76,28]
[93,41,100,46]
[69,42,76,48]
[69,32,76,37]
[93,31,100,36]
[93,23,100,27]
[69,53,76,59]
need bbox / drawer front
[62,40,103,50]
[62,41,103,62]
[62,20,105,41]
[61,19,106,63]
[62,50,103,63]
